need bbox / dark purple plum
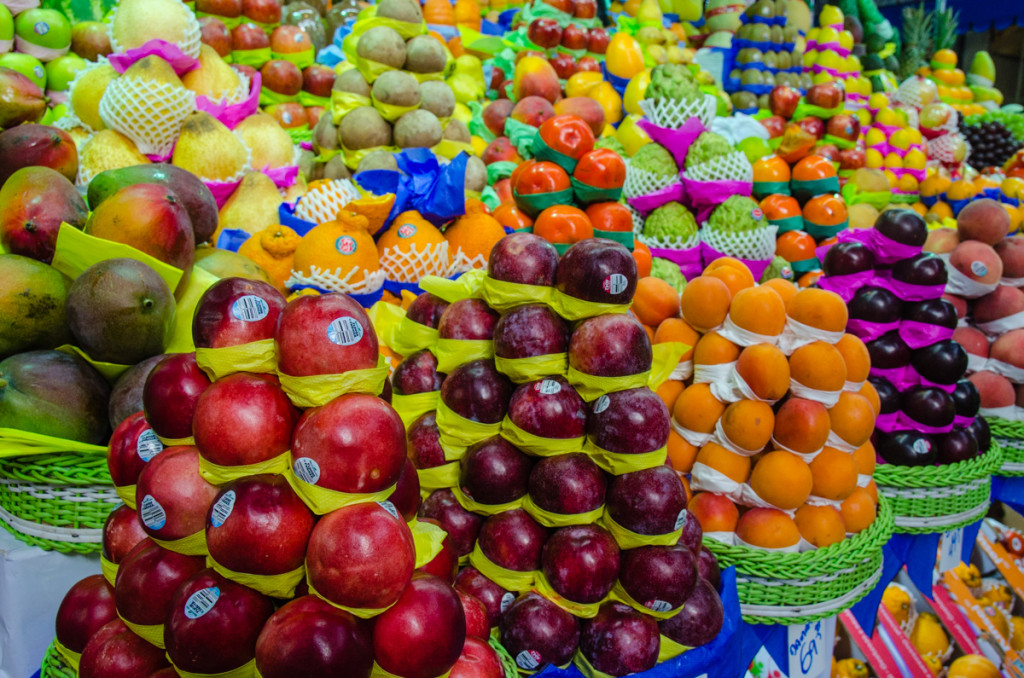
[911,340,967,385]
[866,332,911,369]
[868,376,900,414]
[527,454,606,516]
[679,511,703,553]
[848,287,901,324]
[875,208,927,247]
[697,547,721,591]
[406,293,449,329]
[876,431,935,466]
[488,233,559,286]
[499,593,580,670]
[823,241,875,276]
[391,350,445,395]
[902,299,958,329]
[900,386,955,428]
[494,305,570,359]
[892,253,947,287]
[658,579,724,648]
[580,603,659,676]
[952,379,981,418]
[619,545,697,612]
[441,360,513,424]
[419,489,483,556]
[587,387,669,455]
[460,437,533,505]
[541,525,619,604]
[508,377,586,439]
[388,459,421,521]
[935,428,979,464]
[969,416,991,454]
[556,239,637,305]
[606,466,687,535]
[478,509,547,572]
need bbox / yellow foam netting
[198,450,290,486]
[279,354,389,408]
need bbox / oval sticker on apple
[184,587,221,619]
[593,395,610,414]
[674,509,688,531]
[140,495,167,531]
[536,379,561,395]
[645,599,673,613]
[232,295,270,322]
[136,429,163,462]
[516,650,542,670]
[500,592,516,613]
[602,274,627,295]
[327,316,364,346]
[34,21,49,35]
[210,491,236,528]
[293,457,321,485]
[377,500,399,519]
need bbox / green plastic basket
[704,495,894,626]
[0,430,119,554]
[874,445,1002,535]
[987,418,1024,477]
[40,640,76,678]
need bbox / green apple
[0,5,13,46]
[44,53,85,91]
[14,8,71,54]
[0,52,46,90]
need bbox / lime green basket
[987,418,1024,477]
[41,640,76,678]
[704,496,894,626]
[0,429,119,554]
[874,445,1002,535]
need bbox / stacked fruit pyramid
[861,93,928,203]
[385,233,731,675]
[819,207,1001,535]
[800,5,867,104]
[725,0,807,112]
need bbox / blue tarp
[879,0,1021,34]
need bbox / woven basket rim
[986,416,1024,435]
[41,640,76,678]
[874,444,1003,489]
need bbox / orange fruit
[786,288,848,333]
[761,194,802,221]
[656,379,684,409]
[633,276,681,327]
[735,343,790,401]
[840,487,876,533]
[672,383,725,434]
[653,318,699,363]
[835,334,870,383]
[729,286,787,337]
[859,381,880,415]
[292,214,380,284]
[633,240,652,277]
[585,201,633,231]
[736,507,801,549]
[774,398,831,454]
[377,211,450,282]
[693,331,741,366]
[643,323,655,343]
[794,504,846,548]
[852,441,876,476]
[792,154,838,182]
[749,450,813,509]
[704,258,755,297]
[667,429,698,474]
[789,341,847,392]
[828,392,875,448]
[753,155,791,183]
[761,278,798,305]
[776,230,817,264]
[678,474,692,503]
[445,209,506,266]
[803,194,848,228]
[681,276,732,332]
[688,493,739,533]
[720,399,775,452]
[797,270,823,288]
[532,205,594,245]
[863,479,878,504]
[808,447,859,500]
[492,202,533,232]
[696,442,752,483]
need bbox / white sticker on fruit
[33,65,44,80]
[646,599,673,613]
[593,395,610,414]
[674,509,688,531]
[536,379,561,395]
[378,500,399,519]
[397,223,417,239]
[602,273,628,295]
[912,437,932,456]
[500,592,516,613]
[34,21,48,35]
[232,295,270,322]
[210,491,236,528]
[136,429,163,462]
[786,616,835,678]
[972,261,988,277]
[516,650,542,670]
[327,316,364,346]
[140,495,167,530]
[293,457,321,485]
[938,527,963,573]
[184,587,221,619]
[335,235,358,255]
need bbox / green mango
[0,254,72,359]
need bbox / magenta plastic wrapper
[301,141,313,151]
[109,40,199,75]
[145,150,174,163]
[846,318,900,342]
[262,164,300,189]
[638,117,705,169]
[683,178,753,209]
[903,366,957,393]
[205,177,244,208]
[872,270,946,303]
[837,227,923,265]
[699,242,772,280]
[196,71,261,129]
[897,411,954,434]
[628,183,685,213]
[898,319,955,349]
[869,365,911,389]
[874,412,900,433]
[954,414,975,429]
[817,270,876,303]
[649,245,703,280]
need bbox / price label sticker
[939,527,964,573]
[787,617,835,678]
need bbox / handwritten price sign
[787,617,836,678]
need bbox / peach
[957,198,1011,245]
[1017,384,1024,408]
[553,97,605,137]
[924,228,959,255]
[512,56,561,104]
[953,326,990,358]
[990,328,1024,369]
[481,137,522,165]
[973,285,1024,324]
[943,293,968,318]
[995,236,1024,280]
[773,397,830,454]
[950,240,1002,285]
[510,95,556,128]
[735,507,800,549]
[687,492,738,533]
[968,370,1016,408]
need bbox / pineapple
[898,4,933,80]
[932,6,959,52]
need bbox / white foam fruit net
[624,159,679,199]
[928,132,969,165]
[380,242,455,282]
[701,224,778,261]
[683,151,753,183]
[295,179,363,223]
[450,250,488,274]
[107,0,202,59]
[99,75,195,157]
[639,231,700,252]
[638,93,716,129]
[286,265,387,295]
[893,77,937,111]
[626,203,645,237]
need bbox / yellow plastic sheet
[533,571,604,618]
[279,354,389,408]
[307,578,395,619]
[468,542,536,592]
[521,494,605,528]
[451,485,524,516]
[195,339,278,381]
[53,639,81,673]
[419,270,485,303]
[100,555,118,587]
[599,511,682,549]
[499,417,585,457]
[286,464,397,515]
[658,634,691,662]
[198,450,290,486]
[152,529,208,557]
[119,615,164,648]
[55,345,130,382]
[494,353,568,384]
[171,658,257,678]
[436,400,501,460]
[115,483,136,509]
[411,518,448,568]
[434,338,493,374]
[608,580,680,620]
[390,391,440,428]
[207,556,305,599]
[567,366,650,402]
[479,276,554,312]
[584,440,668,476]
[551,289,629,322]
[416,462,460,492]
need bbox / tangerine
[377,211,450,282]
[667,429,698,474]
[794,504,846,548]
[693,331,741,366]
[445,208,506,266]
[828,392,875,447]
[736,507,801,549]
[656,379,684,410]
[681,276,732,332]
[749,450,813,509]
[729,286,787,337]
[735,343,790,401]
[696,442,751,483]
[532,205,594,245]
[720,399,774,452]
[786,288,848,333]
[653,317,699,362]
[633,276,681,327]
[808,447,858,500]
[688,493,739,533]
[839,487,876,533]
[863,479,878,504]
[761,278,798,305]
[704,258,756,297]
[774,398,831,454]
[292,213,380,284]
[789,341,847,392]
[797,270,823,288]
[672,383,726,434]
[835,334,870,383]
[633,240,652,277]
[852,441,876,476]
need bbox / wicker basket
[987,418,1024,477]
[40,641,76,678]
[0,430,119,554]
[704,496,894,626]
[874,446,1002,535]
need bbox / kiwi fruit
[357,26,407,69]
[357,150,399,173]
[334,68,371,97]
[464,155,486,192]
[731,91,757,109]
[339,106,392,149]
[419,80,456,118]
[740,69,764,86]
[323,155,352,180]
[393,109,442,148]
[376,0,423,23]
[404,35,447,74]
[372,70,421,107]
[442,119,471,143]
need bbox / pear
[70,63,116,131]
[99,56,193,156]
[234,113,295,170]
[173,111,249,181]
[110,0,199,57]
[182,44,242,102]
[79,130,150,180]
[214,172,283,242]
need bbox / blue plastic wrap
[277,203,319,236]
[356,149,470,228]
[215,228,253,253]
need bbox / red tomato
[573,148,626,189]
[513,160,571,195]
[585,202,633,232]
[538,115,596,161]
[533,205,593,244]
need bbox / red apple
[768,85,801,119]
[489,65,506,91]
[455,566,512,628]
[839,147,866,170]
[499,592,580,670]
[458,590,490,640]
[261,59,303,95]
[811,143,840,161]
[407,412,446,470]
[102,506,148,565]
[114,540,205,632]
[419,489,484,557]
[107,412,162,500]
[406,292,449,329]
[231,22,270,51]
[528,453,606,516]
[527,19,562,49]
[606,465,686,535]
[142,353,211,440]
[199,17,232,57]
[233,63,258,81]
[306,502,415,610]
[478,508,548,572]
[441,359,514,424]
[242,0,281,24]
[796,115,825,140]
[489,232,559,286]
[135,446,220,542]
[78,619,170,678]
[482,136,522,165]
[196,0,242,18]
[556,238,637,306]
[806,81,845,109]
[275,293,379,376]
[548,52,576,79]
[580,603,659,675]
[586,28,609,54]
[587,387,669,454]
[56,575,117,655]
[461,437,533,505]
[759,114,787,138]
[578,55,601,71]
[439,298,499,341]
[416,516,459,582]
[570,315,652,378]
[303,65,335,97]
[508,376,587,440]
[575,0,596,18]
[619,545,698,612]
[482,100,513,137]
[561,24,588,50]
[306,106,324,128]
[826,113,860,142]
[450,636,505,678]
[392,350,444,396]
[373,573,467,678]
[496,79,512,99]
[541,524,619,603]
[494,304,569,360]
[165,569,275,674]
[255,596,374,678]
[387,457,422,521]
[659,578,724,647]
[698,546,722,590]
[192,277,287,349]
[270,25,312,54]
